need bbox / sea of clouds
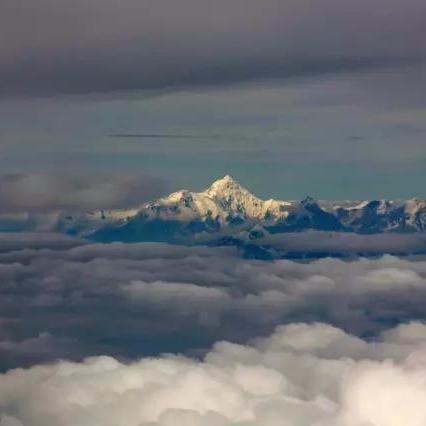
[1,235,426,425]
[1,321,426,425]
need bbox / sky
[3,3,426,425]
[1,0,426,200]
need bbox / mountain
[90,176,344,242]
[88,175,426,243]
[334,198,426,233]
[3,175,425,243]
[90,175,288,242]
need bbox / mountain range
[58,175,426,243]
[2,175,426,254]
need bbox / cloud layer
[259,231,426,257]
[1,238,426,369]
[1,321,426,426]
[1,0,426,96]
[0,237,426,424]
[0,173,167,213]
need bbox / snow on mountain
[139,175,294,225]
[54,207,140,236]
[88,176,426,242]
[404,199,426,231]
[204,175,293,220]
[90,175,296,242]
[88,176,349,242]
[4,175,426,241]
[335,198,426,233]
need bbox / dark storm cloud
[2,239,426,369]
[1,0,425,97]
[0,173,168,213]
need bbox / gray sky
[1,0,426,199]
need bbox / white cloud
[1,321,426,426]
[0,239,425,423]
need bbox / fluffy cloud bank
[1,238,426,369]
[1,321,426,426]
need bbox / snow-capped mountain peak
[201,175,299,223]
[204,175,251,199]
[144,175,288,224]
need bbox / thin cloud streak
[108,134,255,141]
